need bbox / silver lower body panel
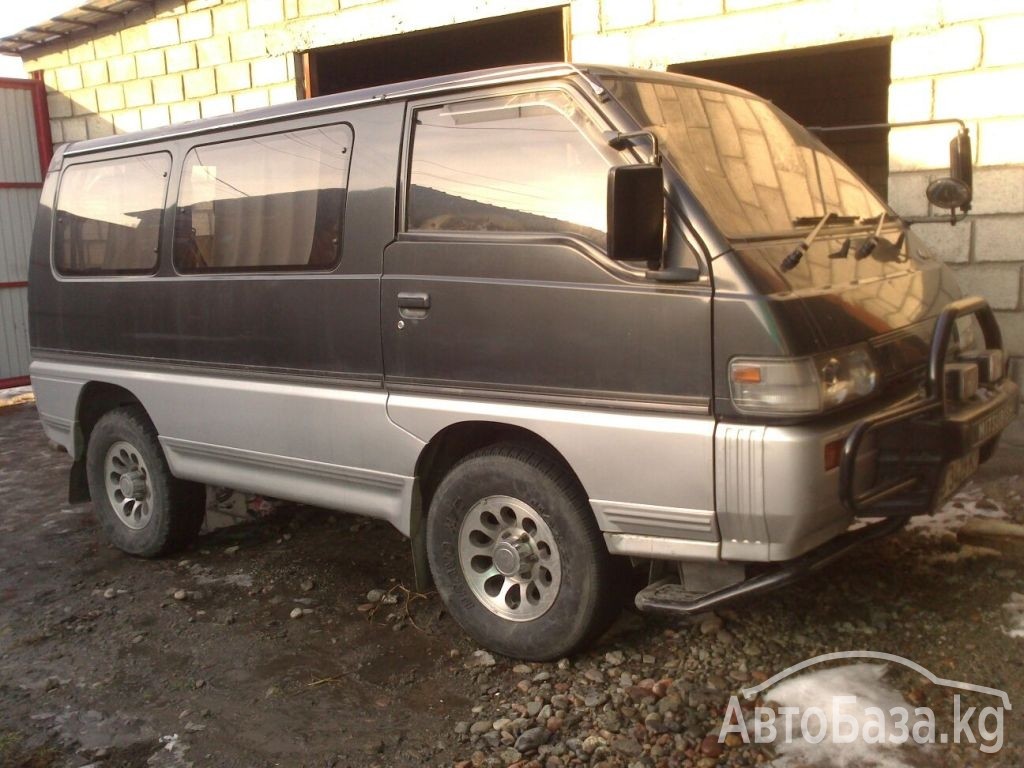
[31,356,876,564]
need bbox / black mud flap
[408,482,433,592]
[68,456,90,504]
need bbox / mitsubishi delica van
[28,64,1019,660]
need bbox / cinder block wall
[23,0,563,140]
[25,0,307,138]
[19,0,1024,406]
[885,9,1024,391]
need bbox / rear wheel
[86,406,204,557]
[426,444,619,660]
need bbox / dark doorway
[308,7,567,97]
[670,40,891,200]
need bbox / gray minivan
[28,63,1019,660]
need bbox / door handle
[397,292,430,309]
[397,291,430,320]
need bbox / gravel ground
[2,397,1023,767]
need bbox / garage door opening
[670,40,891,200]
[306,7,567,97]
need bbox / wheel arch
[75,381,148,452]
[68,382,148,503]
[413,420,593,519]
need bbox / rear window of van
[54,153,170,276]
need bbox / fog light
[959,349,1004,383]
[944,362,979,402]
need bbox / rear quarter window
[54,153,170,276]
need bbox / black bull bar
[839,296,1019,517]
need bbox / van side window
[173,124,352,273]
[54,153,169,276]
[407,91,612,248]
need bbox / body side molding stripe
[604,533,720,561]
[160,437,408,490]
[387,379,710,415]
[590,499,717,540]
[30,350,382,389]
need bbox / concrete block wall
[884,15,1024,375]
[24,0,308,141]
[23,0,574,138]
[17,0,1024,407]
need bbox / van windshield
[603,77,889,239]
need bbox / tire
[426,444,619,660]
[86,406,204,558]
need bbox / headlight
[730,345,878,415]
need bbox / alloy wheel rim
[103,440,153,531]
[458,495,561,622]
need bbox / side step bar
[634,517,907,615]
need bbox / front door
[382,85,712,410]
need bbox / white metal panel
[0,188,37,283]
[1,81,43,383]
[0,86,41,183]
[0,287,29,380]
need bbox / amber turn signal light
[824,438,843,471]
[731,365,762,384]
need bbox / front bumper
[840,296,1019,516]
[633,297,1018,616]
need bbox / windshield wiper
[780,212,844,272]
[791,214,858,227]
[856,212,889,259]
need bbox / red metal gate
[0,75,51,388]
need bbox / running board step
[634,516,907,616]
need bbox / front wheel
[426,444,619,660]
[86,406,204,557]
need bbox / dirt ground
[2,398,1024,768]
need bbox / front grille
[870,319,932,398]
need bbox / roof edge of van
[60,62,749,157]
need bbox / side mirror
[926,129,973,212]
[607,164,664,269]
[951,129,973,191]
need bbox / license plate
[940,450,979,500]
[971,399,1016,445]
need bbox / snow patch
[766,663,927,768]
[0,385,34,407]
[148,733,191,767]
[906,482,1006,537]
[1002,592,1024,639]
[923,544,1002,564]
[193,570,254,589]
